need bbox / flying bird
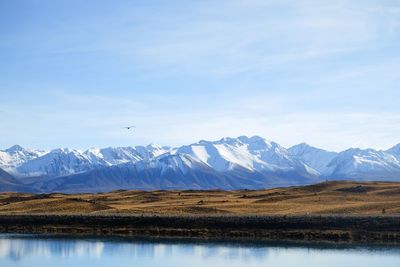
[123,125,136,130]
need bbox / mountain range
[0,136,399,193]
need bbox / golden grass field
[0,181,399,215]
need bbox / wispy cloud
[122,0,398,78]
[2,90,398,151]
[0,1,399,150]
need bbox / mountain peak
[5,145,25,153]
[146,144,163,150]
[288,142,338,174]
[218,137,240,144]
[387,143,400,155]
[238,135,275,150]
[289,143,314,153]
[292,142,320,149]
[2,137,400,193]
[238,135,266,143]
[298,142,311,147]
[50,148,80,154]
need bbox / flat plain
[0,181,399,215]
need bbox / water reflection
[0,236,271,261]
[0,234,399,267]
[0,237,105,260]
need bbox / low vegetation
[0,181,399,215]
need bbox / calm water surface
[0,234,399,267]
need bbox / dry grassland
[0,181,399,216]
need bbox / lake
[0,234,399,267]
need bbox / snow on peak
[176,137,259,172]
[0,143,173,178]
[288,143,337,174]
[135,144,170,160]
[175,136,315,175]
[238,135,274,150]
[0,145,48,171]
[134,153,208,176]
[325,147,400,177]
[5,145,26,153]
[2,137,400,184]
[289,142,312,152]
[50,148,80,154]
[387,144,400,158]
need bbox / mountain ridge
[1,136,400,193]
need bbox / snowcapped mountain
[40,154,223,193]
[0,145,47,171]
[175,136,318,176]
[387,144,400,160]
[83,147,142,166]
[4,145,171,178]
[135,144,171,161]
[0,136,400,193]
[38,153,319,193]
[288,143,338,174]
[324,148,400,180]
[16,148,100,177]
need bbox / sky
[0,0,399,152]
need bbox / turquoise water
[0,234,399,267]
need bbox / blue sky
[1,0,399,151]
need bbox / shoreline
[0,214,399,244]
